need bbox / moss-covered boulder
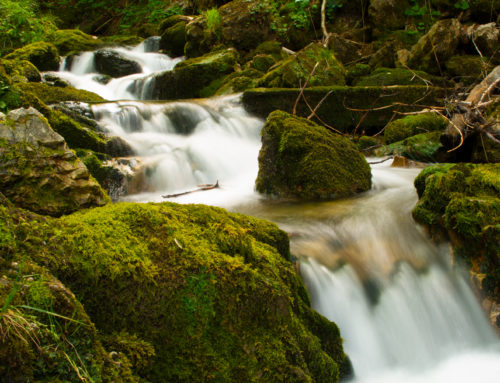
[384,112,447,144]
[412,163,500,327]
[17,82,105,104]
[4,42,60,72]
[354,67,446,87]
[1,59,41,83]
[243,86,447,134]
[152,48,238,99]
[48,29,101,56]
[0,107,109,216]
[258,43,346,88]
[407,18,463,74]
[160,20,188,58]
[2,200,352,382]
[368,0,411,37]
[445,55,493,85]
[0,198,153,382]
[377,130,445,162]
[219,0,275,52]
[0,65,22,111]
[256,110,371,199]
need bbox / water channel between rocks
[50,39,500,382]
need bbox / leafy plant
[454,0,470,10]
[204,8,222,34]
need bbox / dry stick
[301,94,345,135]
[321,0,331,47]
[368,156,394,165]
[293,62,319,115]
[307,90,333,119]
[479,77,500,105]
[162,181,220,198]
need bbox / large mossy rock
[377,131,445,162]
[412,163,500,328]
[445,55,493,85]
[0,107,109,216]
[94,49,142,78]
[17,82,105,104]
[48,29,101,56]
[160,20,188,57]
[3,201,351,382]
[258,43,346,88]
[219,0,275,52]
[4,42,60,72]
[256,111,371,199]
[368,0,411,36]
[243,86,446,134]
[1,59,41,83]
[407,18,463,74]
[384,112,447,144]
[152,48,238,99]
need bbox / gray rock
[0,107,109,216]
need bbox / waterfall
[53,39,183,100]
[51,38,500,382]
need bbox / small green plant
[204,8,222,34]
[454,0,470,10]
[404,0,440,32]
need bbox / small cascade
[91,95,263,206]
[49,37,500,382]
[53,40,183,100]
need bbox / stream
[48,39,500,382]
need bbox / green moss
[256,110,372,200]
[377,131,444,163]
[1,59,41,83]
[357,135,381,153]
[17,82,105,104]
[413,163,500,298]
[354,67,447,87]
[384,112,447,144]
[258,43,346,88]
[152,48,238,99]
[4,42,60,71]
[0,201,347,382]
[160,21,187,58]
[0,65,22,111]
[48,29,101,56]
[243,86,447,135]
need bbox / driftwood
[162,180,219,198]
[441,65,500,153]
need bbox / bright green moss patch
[256,110,371,200]
[1,201,348,382]
[48,29,101,56]
[4,42,60,71]
[384,112,447,144]
[412,163,500,298]
[17,82,105,104]
[379,131,444,163]
[1,59,41,82]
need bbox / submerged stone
[256,110,372,200]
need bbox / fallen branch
[162,181,219,198]
[368,156,393,165]
[293,62,319,115]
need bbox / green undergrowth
[413,163,500,298]
[0,199,349,382]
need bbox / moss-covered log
[243,86,447,134]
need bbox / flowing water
[51,40,500,382]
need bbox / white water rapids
[50,40,500,382]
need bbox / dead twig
[293,62,319,115]
[162,180,219,198]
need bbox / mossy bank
[1,198,351,382]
